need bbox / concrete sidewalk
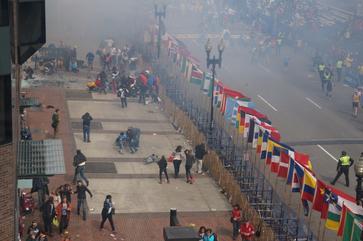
[63,90,232,240]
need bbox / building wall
[0,144,15,241]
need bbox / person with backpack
[157,155,170,184]
[203,228,217,241]
[99,195,115,232]
[72,150,89,186]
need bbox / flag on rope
[301,169,316,202]
[269,140,293,173]
[286,157,295,185]
[247,117,256,143]
[291,161,304,192]
[271,146,281,173]
[260,131,269,159]
[277,150,289,178]
[294,151,313,170]
[224,97,237,122]
[323,188,356,231]
[201,72,213,96]
[190,65,203,85]
[213,80,223,107]
[220,88,248,114]
[350,218,363,241]
[233,99,253,127]
[243,114,254,138]
[312,179,327,214]
[338,202,363,237]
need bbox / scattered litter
[153,133,157,135]
[210,208,217,211]
[110,233,116,238]
[75,234,80,238]
[89,208,95,212]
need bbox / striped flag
[301,169,317,202]
[277,150,289,178]
[190,65,203,85]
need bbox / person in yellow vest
[352,90,361,117]
[318,63,325,82]
[322,67,332,92]
[336,59,343,82]
[331,151,354,187]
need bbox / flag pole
[321,226,326,241]
[317,218,322,240]
[307,205,313,231]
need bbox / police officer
[322,67,332,92]
[331,151,354,187]
[318,63,325,82]
[336,58,343,82]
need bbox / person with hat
[100,194,115,232]
[331,151,354,187]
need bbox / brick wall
[0,144,15,241]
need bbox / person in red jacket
[240,220,255,241]
[231,204,241,240]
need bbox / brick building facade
[0,144,16,241]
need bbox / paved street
[165,5,363,197]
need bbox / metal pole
[157,15,161,59]
[209,61,215,132]
[12,0,20,239]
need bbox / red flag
[277,151,289,178]
[312,179,327,216]
[294,151,312,170]
[337,204,348,236]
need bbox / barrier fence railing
[153,55,315,240]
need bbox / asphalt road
[165,3,363,197]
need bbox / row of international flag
[163,31,363,240]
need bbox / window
[0,0,9,27]
[0,75,12,144]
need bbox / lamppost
[205,38,225,134]
[154,4,166,59]
[354,153,363,207]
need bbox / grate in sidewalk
[85,162,117,173]
[65,90,92,99]
[71,121,103,130]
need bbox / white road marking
[317,144,338,162]
[343,84,349,88]
[258,64,271,73]
[257,95,278,112]
[305,97,322,109]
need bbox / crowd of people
[157,143,207,184]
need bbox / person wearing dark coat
[157,155,169,184]
[184,149,195,184]
[81,112,93,142]
[42,197,56,235]
[100,195,115,232]
[195,143,207,174]
[74,181,93,220]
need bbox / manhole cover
[71,121,103,130]
[85,162,117,173]
[65,90,92,99]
